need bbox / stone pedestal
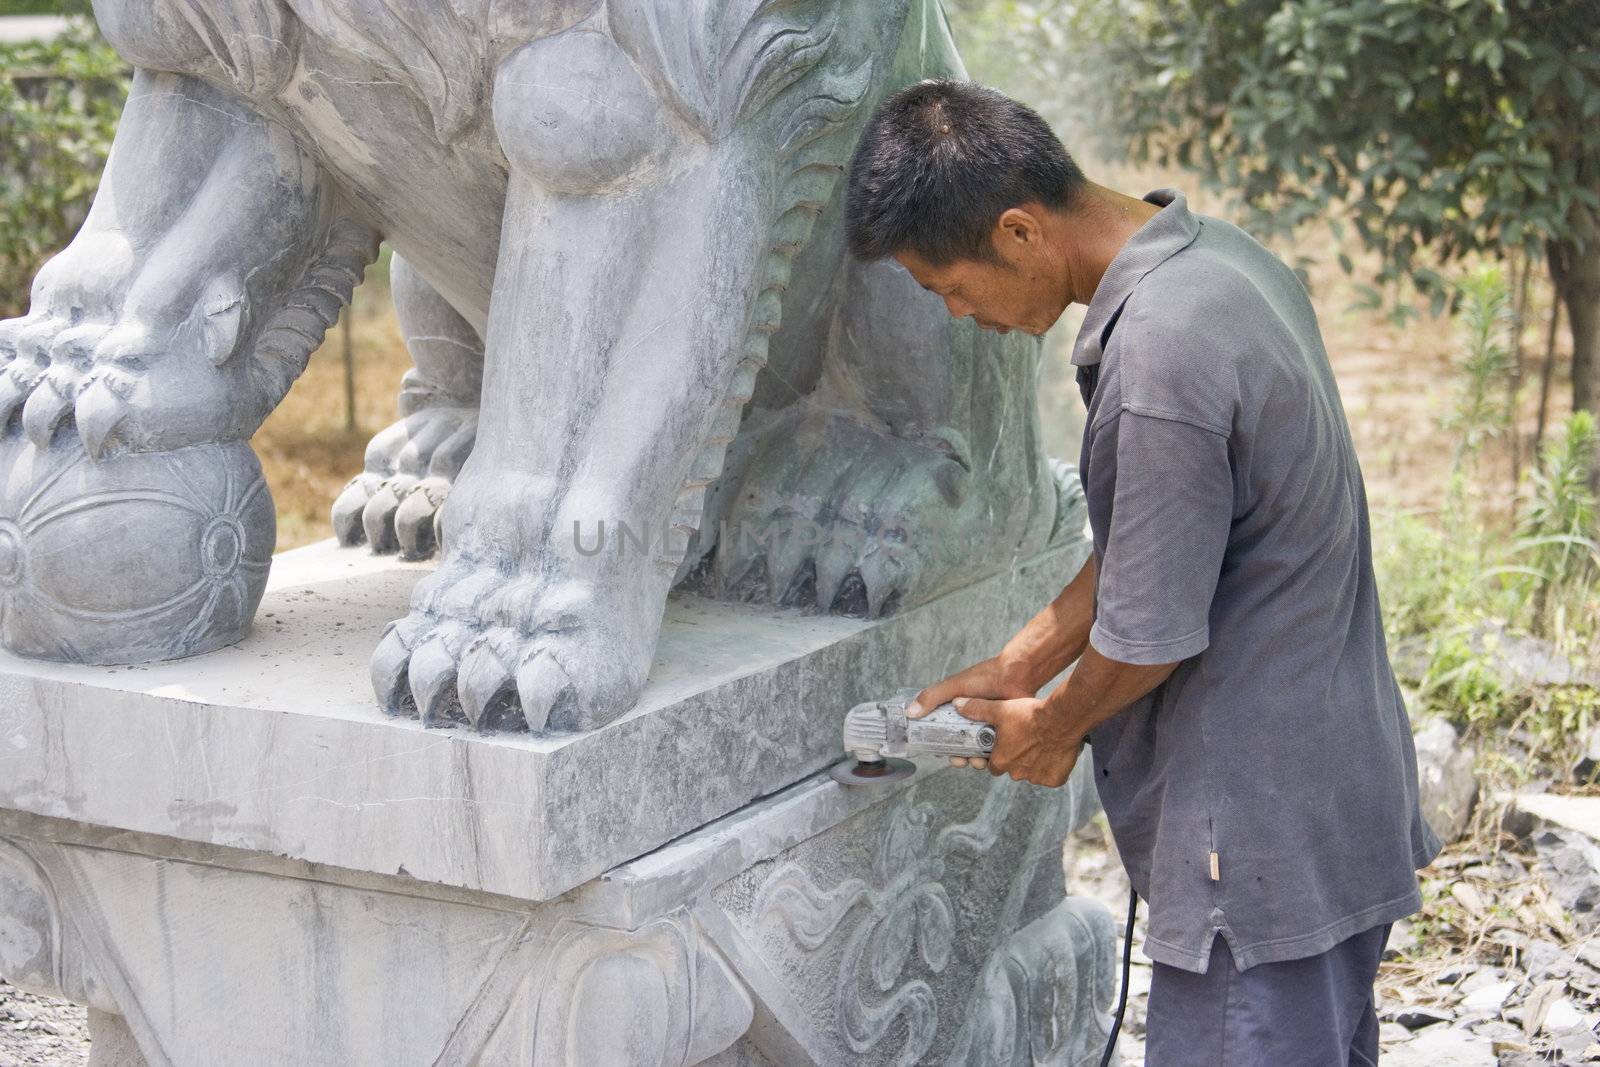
[0,535,1116,1065]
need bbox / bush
[1376,269,1599,760]
[0,18,128,318]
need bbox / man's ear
[995,206,1044,249]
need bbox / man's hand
[953,696,1082,788]
[910,656,1037,769]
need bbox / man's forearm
[1042,644,1177,745]
[998,554,1097,691]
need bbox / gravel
[0,981,88,1067]
[1063,812,1600,1066]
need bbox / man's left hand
[952,696,1081,787]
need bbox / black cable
[1098,885,1139,1067]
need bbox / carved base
[0,531,1114,1064]
[0,763,1115,1065]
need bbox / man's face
[894,212,1069,337]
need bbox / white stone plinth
[0,536,1117,1065]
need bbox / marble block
[0,531,1116,1065]
[0,525,1090,902]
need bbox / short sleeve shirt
[1076,190,1441,974]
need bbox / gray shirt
[1075,189,1441,974]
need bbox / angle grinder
[830,688,997,785]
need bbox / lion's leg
[332,256,482,559]
[702,6,1067,618]
[0,69,374,663]
[0,69,373,454]
[369,27,791,732]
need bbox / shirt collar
[1070,188,1202,367]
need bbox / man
[844,80,1440,1066]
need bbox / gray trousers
[1143,923,1390,1066]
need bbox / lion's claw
[334,406,476,557]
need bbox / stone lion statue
[0,0,1074,733]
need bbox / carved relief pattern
[0,439,275,663]
[741,776,1102,1066]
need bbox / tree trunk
[1549,235,1600,416]
[1548,230,1600,492]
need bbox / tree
[1049,0,1600,417]
[0,18,127,318]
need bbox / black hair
[844,79,1084,264]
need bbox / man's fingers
[911,680,960,718]
[951,696,999,724]
[912,662,996,718]
[969,757,988,770]
[949,756,969,767]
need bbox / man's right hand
[911,657,1038,769]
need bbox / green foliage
[1061,0,1600,313]
[1443,267,1516,475]
[1522,410,1600,635]
[944,1,1076,112]
[1373,267,1598,750]
[0,19,128,318]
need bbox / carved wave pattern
[753,780,1027,1066]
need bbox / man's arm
[910,552,1097,716]
[952,647,1176,786]
[955,409,1234,784]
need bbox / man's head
[845,80,1085,336]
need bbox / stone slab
[0,533,1090,902]
[1506,792,1600,842]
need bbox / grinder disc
[830,757,916,786]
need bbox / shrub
[0,18,128,318]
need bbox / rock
[1380,1021,1416,1044]
[1415,718,1480,842]
[1574,723,1600,783]
[1550,1023,1600,1059]
[1504,1049,1555,1067]
[1385,918,1421,960]
[1460,979,1519,1015]
[1468,622,1600,689]
[1470,1020,1523,1043]
[1533,828,1600,933]
[1382,1024,1496,1066]
[1517,979,1565,1035]
[1514,794,1600,844]
[1460,970,1507,995]
[1541,998,1585,1033]
[1523,939,1574,983]
[1495,1053,1548,1067]
[1578,941,1600,971]
[1488,1034,1533,1058]
[1395,1005,1456,1030]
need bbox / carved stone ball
[0,436,275,664]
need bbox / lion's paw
[333,405,477,559]
[710,409,977,617]
[371,566,647,734]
